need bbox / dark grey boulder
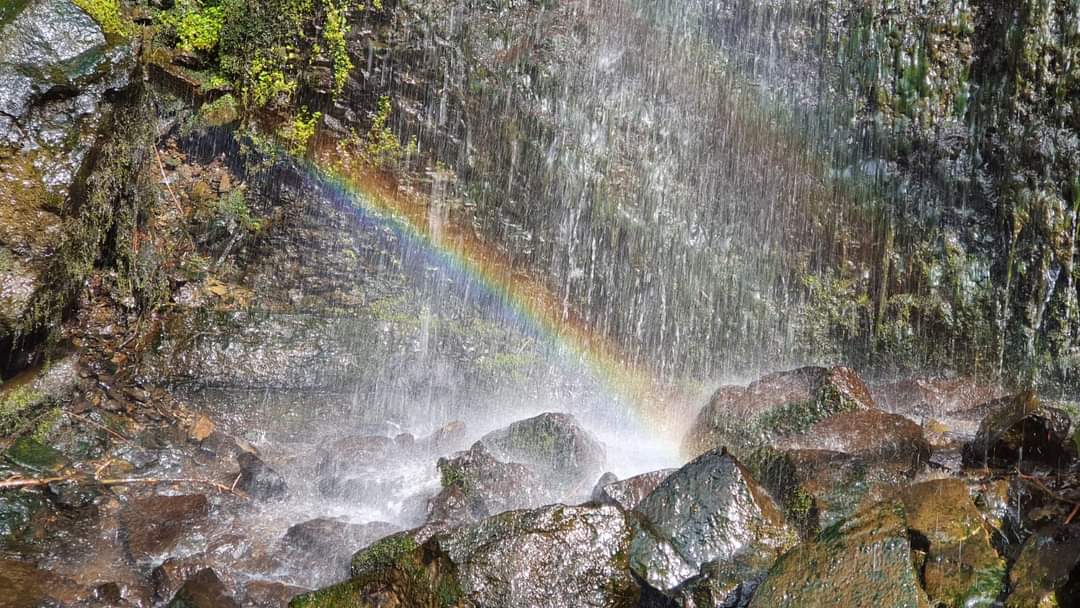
[629,448,796,593]
[478,412,606,500]
[236,452,288,500]
[428,442,551,524]
[962,392,1074,469]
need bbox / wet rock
[152,555,210,604]
[0,559,85,607]
[629,448,795,593]
[307,504,638,608]
[748,502,929,607]
[121,494,209,560]
[683,366,873,459]
[668,556,763,608]
[0,491,46,542]
[874,376,1006,420]
[236,452,287,500]
[1006,524,1080,607]
[592,469,675,511]
[46,478,97,509]
[781,409,931,475]
[4,436,67,472]
[167,568,240,608]
[428,442,550,524]
[0,0,106,125]
[898,479,1005,606]
[753,448,880,535]
[350,522,449,579]
[281,518,397,585]
[243,580,307,608]
[421,420,467,454]
[477,412,606,499]
[962,392,1074,469]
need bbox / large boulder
[749,502,930,608]
[781,409,931,475]
[629,448,796,594]
[280,518,398,587]
[167,568,240,608]
[683,366,874,459]
[477,412,606,500]
[428,442,552,524]
[962,392,1074,470]
[899,479,1005,607]
[298,504,638,608]
[1005,524,1080,608]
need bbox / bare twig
[67,412,132,445]
[1016,467,1080,506]
[156,148,184,216]
[1066,503,1080,526]
[0,474,247,498]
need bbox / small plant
[278,107,322,156]
[364,96,416,167]
[216,189,262,232]
[246,56,297,108]
[324,1,353,94]
[176,4,226,53]
[74,0,131,38]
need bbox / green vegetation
[73,0,131,39]
[175,3,226,52]
[324,1,352,94]
[216,188,262,233]
[198,94,239,127]
[350,534,420,577]
[364,96,417,167]
[0,385,44,436]
[279,107,322,156]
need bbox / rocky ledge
[288,366,1079,608]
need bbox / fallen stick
[67,412,132,445]
[1016,467,1080,506]
[0,474,246,498]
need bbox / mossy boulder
[429,442,550,525]
[749,501,931,608]
[1005,524,1080,608]
[899,479,1005,607]
[628,448,796,594]
[306,504,638,608]
[683,366,874,459]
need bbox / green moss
[4,437,66,473]
[350,534,420,578]
[0,385,44,437]
[288,579,364,608]
[30,407,61,444]
[73,0,132,39]
[198,94,239,127]
[279,107,321,156]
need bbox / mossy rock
[899,479,1005,607]
[749,501,931,608]
[683,366,874,460]
[4,436,67,473]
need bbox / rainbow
[295,152,690,439]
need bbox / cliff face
[0,0,1076,391]
[345,0,1080,389]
